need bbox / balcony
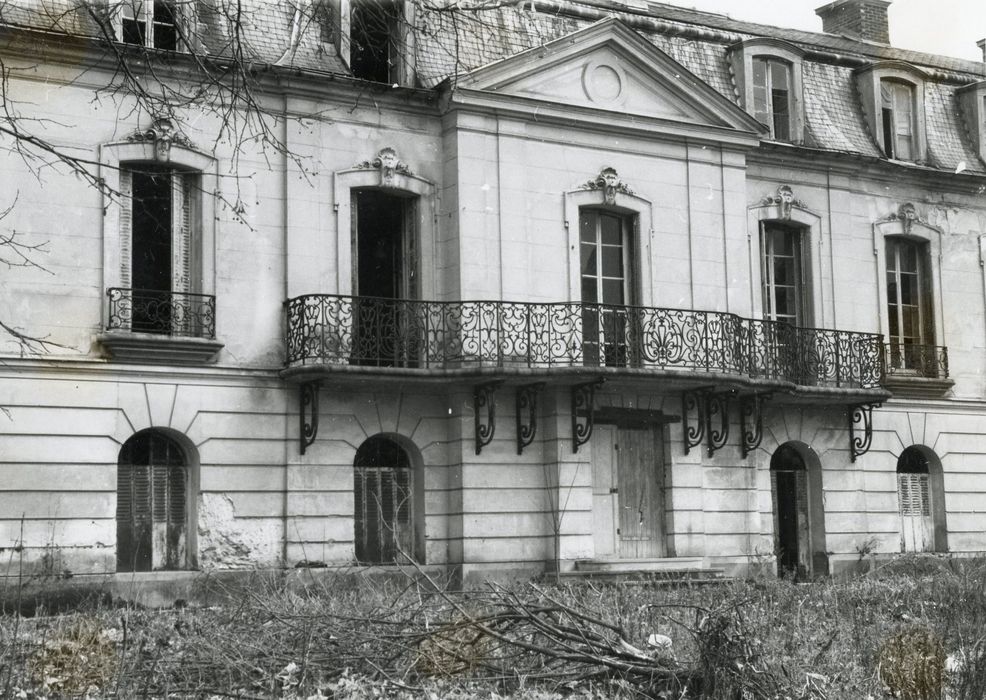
[881,343,953,398]
[98,288,223,364]
[284,295,886,399]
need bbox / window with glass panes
[752,57,792,141]
[580,210,633,366]
[881,80,915,160]
[761,223,805,326]
[886,237,932,368]
[121,0,180,50]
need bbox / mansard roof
[2,1,984,174]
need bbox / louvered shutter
[898,472,933,552]
[172,172,191,294]
[119,168,133,289]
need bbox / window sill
[882,374,954,399]
[98,331,223,365]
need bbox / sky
[658,0,986,62]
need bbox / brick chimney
[815,0,892,44]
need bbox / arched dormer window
[854,61,928,163]
[729,38,806,144]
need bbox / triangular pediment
[457,18,764,135]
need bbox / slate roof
[2,1,984,173]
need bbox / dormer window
[350,0,400,82]
[729,38,805,144]
[854,61,927,164]
[753,57,793,141]
[881,79,915,160]
[120,0,180,51]
[957,80,986,166]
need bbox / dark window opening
[354,436,415,563]
[152,0,178,50]
[121,0,179,50]
[351,1,399,83]
[353,189,416,367]
[132,166,173,333]
[117,432,187,572]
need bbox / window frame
[563,179,653,308]
[116,0,187,51]
[760,222,809,327]
[854,61,928,163]
[116,429,198,572]
[748,187,822,328]
[872,205,944,371]
[729,38,806,144]
[579,208,636,367]
[352,434,425,564]
[99,137,218,332]
[884,236,934,370]
[956,79,986,165]
[880,79,916,160]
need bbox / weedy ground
[2,555,986,699]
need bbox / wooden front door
[591,424,666,559]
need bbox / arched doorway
[117,430,189,572]
[771,443,807,576]
[897,445,947,552]
[354,435,419,563]
[770,441,827,578]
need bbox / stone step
[574,557,706,573]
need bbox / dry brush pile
[3,556,986,698]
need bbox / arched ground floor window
[354,435,419,563]
[897,445,947,553]
[117,430,190,572]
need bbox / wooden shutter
[120,168,133,289]
[172,172,191,294]
[898,473,930,516]
[401,198,417,299]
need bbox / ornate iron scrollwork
[572,379,605,453]
[474,381,504,455]
[681,389,706,455]
[300,381,321,455]
[516,383,545,455]
[849,402,881,462]
[740,393,771,459]
[706,391,733,457]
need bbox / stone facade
[2,1,986,586]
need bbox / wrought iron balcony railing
[286,295,884,389]
[106,288,216,339]
[882,343,949,380]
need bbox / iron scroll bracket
[849,402,882,462]
[516,382,546,455]
[681,387,713,455]
[300,381,321,455]
[740,392,772,459]
[572,378,605,453]
[474,381,504,455]
[705,390,734,457]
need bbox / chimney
[978,38,986,63]
[815,0,892,44]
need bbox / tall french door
[580,209,633,367]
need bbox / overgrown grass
[2,556,986,698]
